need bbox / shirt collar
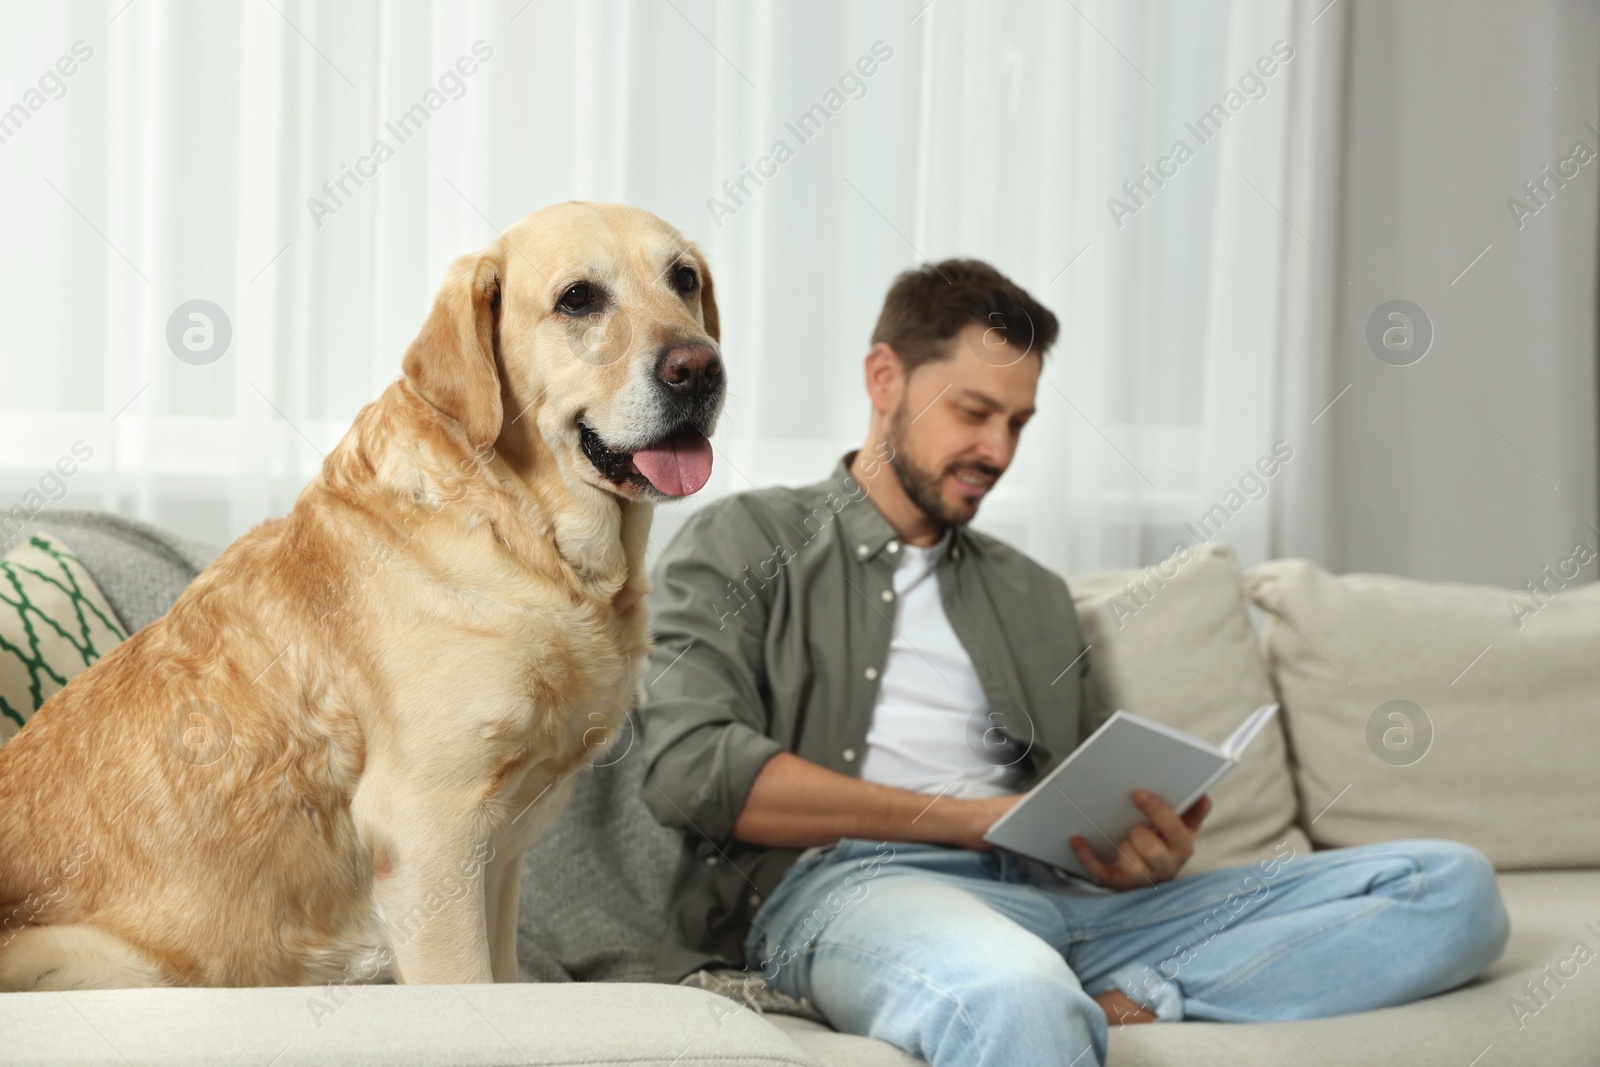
[823,452,970,565]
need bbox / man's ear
[694,247,719,342]
[863,341,905,417]
[402,251,504,453]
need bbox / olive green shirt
[637,453,1112,981]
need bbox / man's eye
[673,266,698,294]
[961,408,985,421]
[558,283,594,313]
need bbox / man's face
[886,321,1040,527]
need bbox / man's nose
[656,343,723,399]
[975,425,1016,474]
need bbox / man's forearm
[731,751,1006,850]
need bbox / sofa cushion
[1086,870,1600,1066]
[769,1015,922,1066]
[0,982,825,1066]
[1245,558,1600,869]
[0,531,128,742]
[1070,543,1310,874]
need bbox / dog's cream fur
[0,202,721,989]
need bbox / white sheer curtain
[0,0,1336,578]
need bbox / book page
[1117,709,1226,758]
[1222,703,1281,760]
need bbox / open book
[982,703,1280,883]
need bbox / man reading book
[637,259,1509,1067]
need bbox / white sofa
[3,516,1596,1065]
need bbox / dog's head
[401,201,724,502]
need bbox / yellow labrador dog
[0,202,723,990]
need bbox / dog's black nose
[656,344,722,399]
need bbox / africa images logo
[1105,40,1294,228]
[305,41,494,229]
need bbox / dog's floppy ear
[696,251,720,343]
[402,251,504,453]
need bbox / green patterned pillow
[0,531,128,744]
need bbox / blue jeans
[745,837,1509,1067]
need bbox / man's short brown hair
[870,258,1059,372]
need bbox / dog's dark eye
[673,265,698,295]
[558,283,594,313]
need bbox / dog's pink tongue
[632,430,713,496]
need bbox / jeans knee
[1424,841,1499,904]
[966,944,1089,1017]
[958,953,1106,1060]
[1418,841,1509,968]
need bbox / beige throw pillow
[1070,542,1310,874]
[0,531,128,744]
[1245,557,1600,870]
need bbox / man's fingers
[1181,795,1212,831]
[1131,792,1194,873]
[1134,790,1193,850]
[1070,836,1115,883]
[1074,835,1152,889]
[1127,823,1168,865]
[1126,825,1176,880]
[1112,835,1158,885]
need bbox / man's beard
[885,402,1002,529]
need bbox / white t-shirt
[857,534,1023,799]
[797,534,1097,889]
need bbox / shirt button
[704,855,719,867]
[864,667,879,681]
[886,540,900,554]
[856,544,870,558]
[748,893,762,908]
[880,589,894,603]
[951,546,962,560]
[842,748,857,762]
